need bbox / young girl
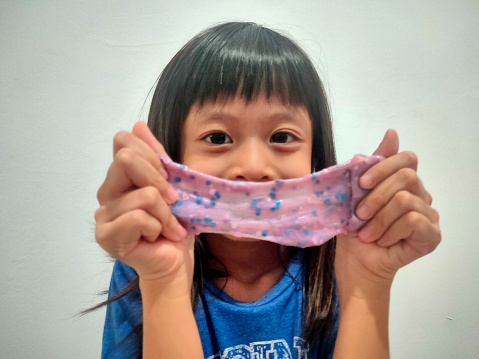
[94,22,441,358]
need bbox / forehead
[186,94,311,126]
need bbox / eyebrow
[194,109,308,124]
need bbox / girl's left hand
[335,129,441,295]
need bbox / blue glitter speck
[271,207,276,211]
[175,177,181,182]
[269,192,276,198]
[312,210,317,216]
[251,199,258,207]
[255,208,261,216]
[326,186,332,190]
[206,180,211,185]
[271,187,276,192]
[304,230,311,235]
[262,231,268,237]
[324,198,331,205]
[179,165,185,170]
[210,222,216,227]
[214,191,221,199]
[196,196,202,204]
[312,172,318,178]
[204,217,212,223]
[315,179,320,184]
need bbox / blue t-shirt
[102,252,338,358]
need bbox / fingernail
[356,205,369,219]
[159,167,168,179]
[360,174,372,189]
[166,186,179,203]
[176,223,187,239]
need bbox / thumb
[131,121,171,160]
[372,129,399,158]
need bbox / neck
[203,234,290,283]
[202,234,293,302]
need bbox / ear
[372,129,400,158]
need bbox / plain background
[1,1,478,358]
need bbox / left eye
[204,132,232,145]
[270,132,296,143]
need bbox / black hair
[92,22,338,351]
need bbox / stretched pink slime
[161,155,383,248]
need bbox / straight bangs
[185,24,318,109]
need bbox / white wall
[1,1,478,358]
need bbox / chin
[223,233,260,242]
[205,233,261,243]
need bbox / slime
[161,155,383,248]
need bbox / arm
[333,276,391,359]
[333,130,441,358]
[95,122,203,357]
[141,277,203,359]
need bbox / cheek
[281,156,312,178]
[181,153,225,177]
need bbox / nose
[228,140,275,182]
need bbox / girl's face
[181,93,313,182]
[181,93,313,243]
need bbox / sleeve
[101,260,143,359]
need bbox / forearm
[333,283,391,359]
[140,279,203,359]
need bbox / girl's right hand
[95,121,195,288]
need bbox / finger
[97,148,178,204]
[360,151,418,190]
[113,130,168,179]
[372,129,400,158]
[376,211,440,250]
[132,121,171,161]
[424,190,433,206]
[378,213,441,268]
[95,186,187,241]
[357,166,429,220]
[96,209,163,260]
[358,191,440,243]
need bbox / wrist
[337,274,393,303]
[139,273,192,303]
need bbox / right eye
[203,132,233,145]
